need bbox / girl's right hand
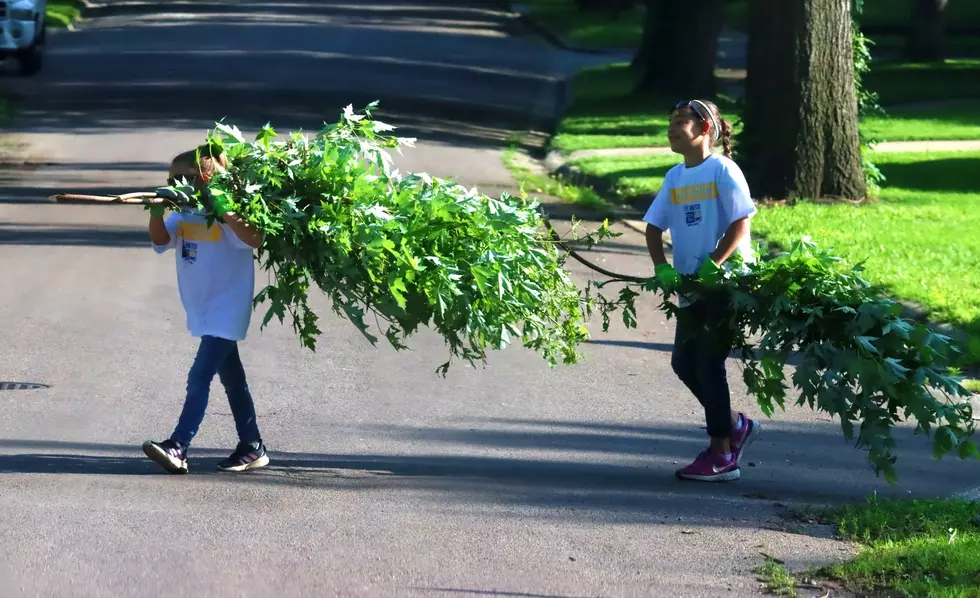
[654,263,681,292]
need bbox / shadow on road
[586,340,673,353]
[0,161,169,172]
[0,447,791,526]
[0,453,159,476]
[2,415,976,524]
[0,221,151,247]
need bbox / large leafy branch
[197,103,614,376]
[164,104,975,482]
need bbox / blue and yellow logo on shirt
[684,204,702,226]
[181,241,198,264]
[177,221,221,265]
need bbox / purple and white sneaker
[675,450,740,482]
[142,439,189,474]
[217,440,269,472]
[730,412,760,466]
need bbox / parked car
[0,0,47,75]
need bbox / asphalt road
[1,2,978,597]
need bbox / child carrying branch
[644,100,761,482]
[141,145,270,474]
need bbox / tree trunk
[629,0,659,72]
[906,0,947,62]
[739,0,867,202]
[632,0,724,98]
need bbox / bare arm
[709,216,750,265]
[645,223,668,267]
[148,213,171,245]
[221,212,263,249]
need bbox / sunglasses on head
[670,100,720,141]
[672,100,709,121]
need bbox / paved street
[1,2,978,597]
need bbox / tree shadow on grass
[577,164,673,197]
[877,156,980,193]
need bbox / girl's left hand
[698,258,722,285]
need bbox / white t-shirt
[642,153,757,276]
[152,210,256,342]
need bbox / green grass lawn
[866,59,980,105]
[871,35,980,59]
[553,62,980,153]
[45,0,84,28]
[551,63,741,152]
[817,498,980,597]
[862,99,980,142]
[567,153,678,198]
[753,151,980,341]
[503,148,607,212]
[518,0,645,48]
[857,0,980,29]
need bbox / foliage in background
[853,0,888,194]
[45,0,84,28]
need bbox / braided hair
[697,99,733,159]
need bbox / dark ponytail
[720,118,733,159]
[699,100,733,159]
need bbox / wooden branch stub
[47,192,190,206]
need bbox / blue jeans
[171,335,261,448]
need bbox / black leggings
[670,293,735,439]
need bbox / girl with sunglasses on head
[142,145,270,475]
[642,99,760,482]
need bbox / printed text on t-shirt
[670,183,718,205]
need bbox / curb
[953,393,980,501]
[535,150,672,246]
[543,151,650,208]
